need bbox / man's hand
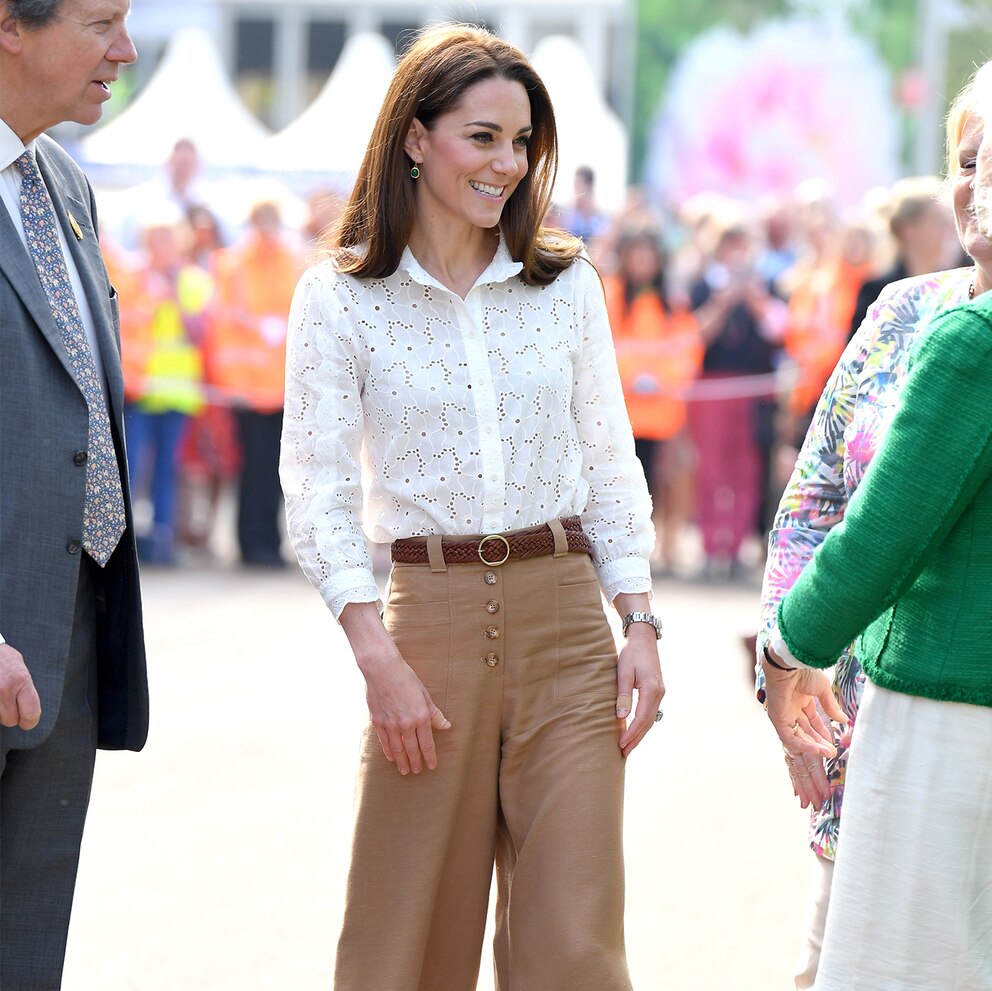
[0,643,42,730]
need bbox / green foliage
[847,0,916,74]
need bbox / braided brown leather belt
[390,517,593,566]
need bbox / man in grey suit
[0,0,149,985]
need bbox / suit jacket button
[67,539,82,554]
[73,450,88,466]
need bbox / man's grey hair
[7,0,66,28]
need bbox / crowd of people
[96,148,318,567]
[578,170,966,581]
[100,135,968,580]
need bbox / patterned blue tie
[15,150,126,566]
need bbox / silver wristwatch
[621,612,663,639]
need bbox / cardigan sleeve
[777,301,992,667]
[757,329,865,655]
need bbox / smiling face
[404,75,532,237]
[1,0,136,142]
[976,131,992,244]
[952,115,992,281]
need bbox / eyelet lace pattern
[281,241,654,617]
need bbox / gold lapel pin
[67,211,83,241]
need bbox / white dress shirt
[281,237,655,619]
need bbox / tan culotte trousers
[334,538,632,991]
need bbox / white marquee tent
[80,27,270,173]
[255,32,396,187]
[530,35,628,213]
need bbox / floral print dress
[756,266,973,860]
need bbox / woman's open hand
[340,602,451,775]
[361,653,450,774]
[761,648,846,759]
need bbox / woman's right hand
[761,648,846,759]
[362,651,451,774]
[340,602,451,775]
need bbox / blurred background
[60,0,992,199]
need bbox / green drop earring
[410,164,421,179]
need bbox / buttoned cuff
[599,556,653,604]
[320,566,382,622]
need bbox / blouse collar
[398,230,524,296]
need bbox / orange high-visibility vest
[604,276,704,441]
[785,259,871,416]
[207,234,305,412]
[103,239,147,403]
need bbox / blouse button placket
[460,291,505,532]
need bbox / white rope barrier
[134,367,801,409]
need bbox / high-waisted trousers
[334,541,633,991]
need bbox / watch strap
[621,611,663,639]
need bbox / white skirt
[814,681,992,990]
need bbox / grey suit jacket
[0,134,148,751]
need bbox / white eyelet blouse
[280,236,654,619]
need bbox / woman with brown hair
[280,24,664,991]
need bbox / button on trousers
[335,548,633,991]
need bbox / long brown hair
[330,23,582,285]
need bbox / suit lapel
[35,144,126,419]
[0,194,79,383]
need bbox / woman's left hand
[784,749,831,809]
[615,628,665,757]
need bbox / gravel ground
[61,562,811,990]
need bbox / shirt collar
[0,119,31,172]
[399,231,524,294]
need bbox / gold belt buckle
[478,533,511,567]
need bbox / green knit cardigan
[777,291,992,707]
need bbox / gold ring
[791,720,800,733]
[478,533,511,567]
